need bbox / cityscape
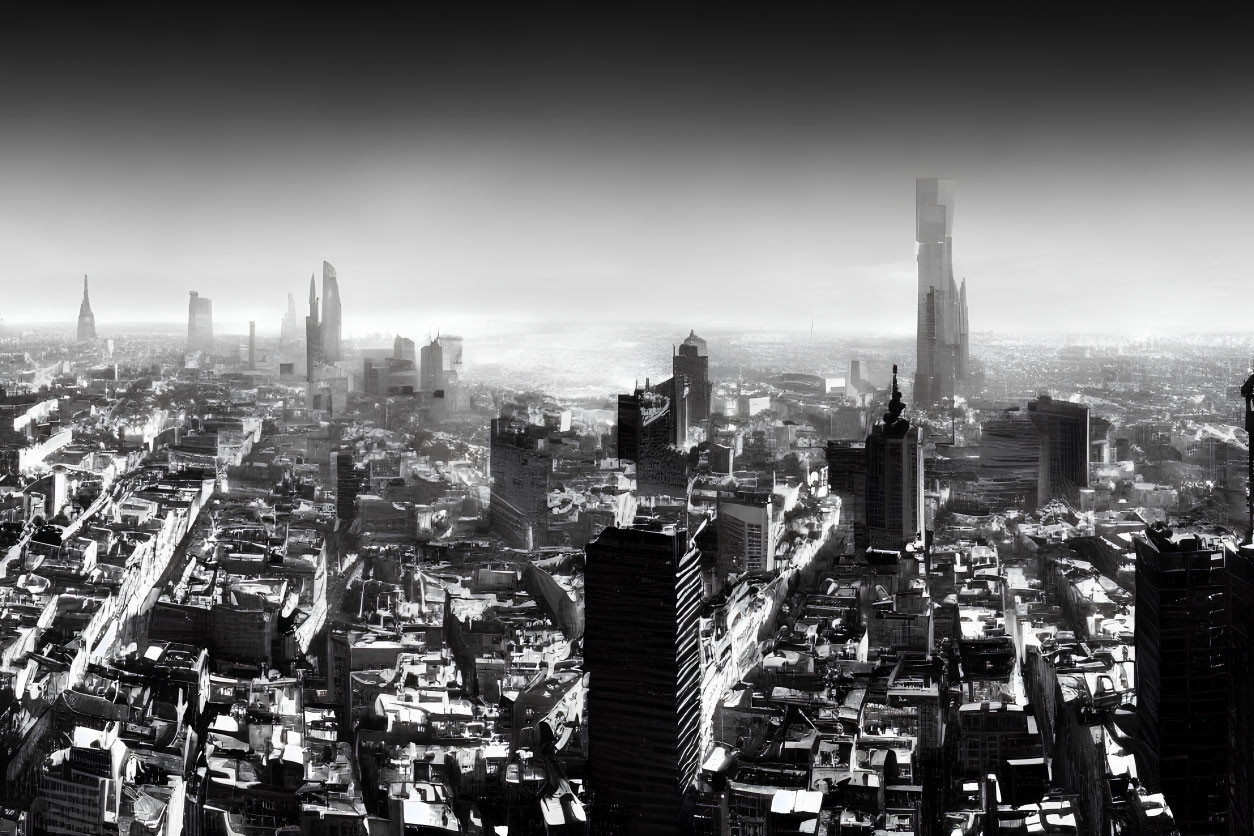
[2,9,1253,836]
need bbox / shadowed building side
[586,523,703,835]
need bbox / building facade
[914,177,969,406]
[674,330,712,424]
[1133,527,1231,833]
[321,260,342,363]
[585,523,703,835]
[187,291,213,352]
[1028,395,1090,504]
[865,366,925,550]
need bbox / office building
[717,491,778,576]
[864,365,925,550]
[394,335,416,365]
[1028,395,1090,504]
[914,178,970,406]
[75,275,96,342]
[187,291,213,352]
[1231,370,1254,834]
[617,376,689,495]
[674,330,712,424]
[305,274,321,382]
[440,334,463,371]
[420,338,444,393]
[1133,526,1231,833]
[826,439,867,545]
[247,321,256,370]
[489,417,554,550]
[586,523,703,835]
[321,260,342,363]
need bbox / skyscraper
[320,260,342,363]
[247,321,256,370]
[586,523,703,835]
[76,275,96,342]
[420,338,444,392]
[1133,526,1232,833]
[1027,394,1090,504]
[393,335,416,365]
[673,330,712,424]
[617,375,690,495]
[305,274,321,382]
[187,291,213,352]
[865,364,925,550]
[914,178,970,406]
[1230,370,1254,834]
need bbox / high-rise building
[187,291,213,353]
[420,338,444,392]
[617,376,690,495]
[865,365,924,550]
[76,275,96,342]
[1027,395,1090,504]
[247,321,256,370]
[914,178,970,406]
[393,335,416,365]
[717,491,778,576]
[1231,371,1254,834]
[321,260,342,363]
[586,523,703,835]
[673,330,712,424]
[1133,526,1232,833]
[826,439,867,545]
[305,274,321,382]
[488,417,555,549]
[440,334,463,371]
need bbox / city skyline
[2,9,1253,337]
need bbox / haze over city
[3,8,1253,337]
[1,9,1253,836]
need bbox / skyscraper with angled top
[187,291,213,352]
[914,178,970,406]
[321,260,342,363]
[76,275,96,341]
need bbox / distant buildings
[1133,526,1232,833]
[914,178,970,406]
[586,523,703,835]
[420,338,444,393]
[75,275,96,342]
[187,291,213,352]
[321,260,342,363]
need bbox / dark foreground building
[1134,526,1230,834]
[585,523,703,835]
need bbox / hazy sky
[2,9,1251,338]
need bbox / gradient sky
[2,8,1251,338]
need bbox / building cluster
[4,171,1250,836]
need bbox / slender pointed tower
[76,275,97,341]
[305,273,321,382]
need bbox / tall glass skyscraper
[320,260,342,363]
[914,178,969,406]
